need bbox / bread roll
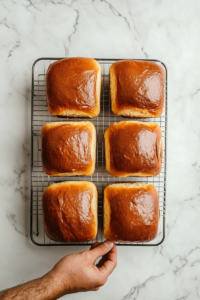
[104,121,162,177]
[42,181,98,242]
[46,57,101,118]
[104,183,159,243]
[110,60,165,118]
[41,121,96,176]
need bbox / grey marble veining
[0,0,200,299]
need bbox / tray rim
[31,57,168,247]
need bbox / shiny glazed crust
[104,121,162,177]
[110,60,165,118]
[42,181,98,242]
[103,183,159,243]
[41,121,96,176]
[46,57,101,118]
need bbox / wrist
[44,270,69,298]
[39,271,63,300]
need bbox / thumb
[90,242,100,250]
[90,240,113,259]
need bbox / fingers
[99,243,117,276]
[92,287,100,291]
[89,241,117,290]
[96,253,108,268]
[90,240,114,260]
[90,242,99,250]
[90,242,101,265]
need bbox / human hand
[47,240,117,297]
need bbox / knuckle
[82,251,92,261]
[98,277,107,287]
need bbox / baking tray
[31,58,167,246]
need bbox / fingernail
[104,240,113,248]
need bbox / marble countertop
[1,0,200,299]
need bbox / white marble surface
[0,0,200,299]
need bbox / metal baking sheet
[31,58,167,246]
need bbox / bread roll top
[104,121,162,177]
[46,57,101,117]
[41,121,96,176]
[110,60,165,117]
[42,181,98,242]
[104,183,159,243]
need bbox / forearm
[0,272,64,300]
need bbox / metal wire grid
[31,58,167,246]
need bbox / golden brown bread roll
[104,183,159,243]
[110,60,165,118]
[42,181,98,242]
[46,57,101,118]
[104,121,162,177]
[41,121,96,176]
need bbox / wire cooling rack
[31,58,167,246]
